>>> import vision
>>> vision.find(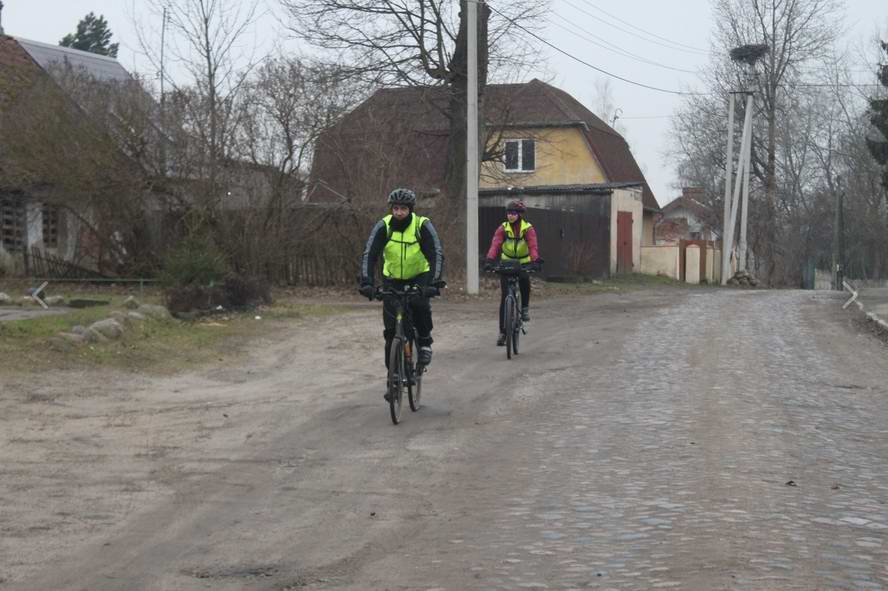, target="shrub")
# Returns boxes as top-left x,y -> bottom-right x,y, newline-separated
159,236 -> 229,289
